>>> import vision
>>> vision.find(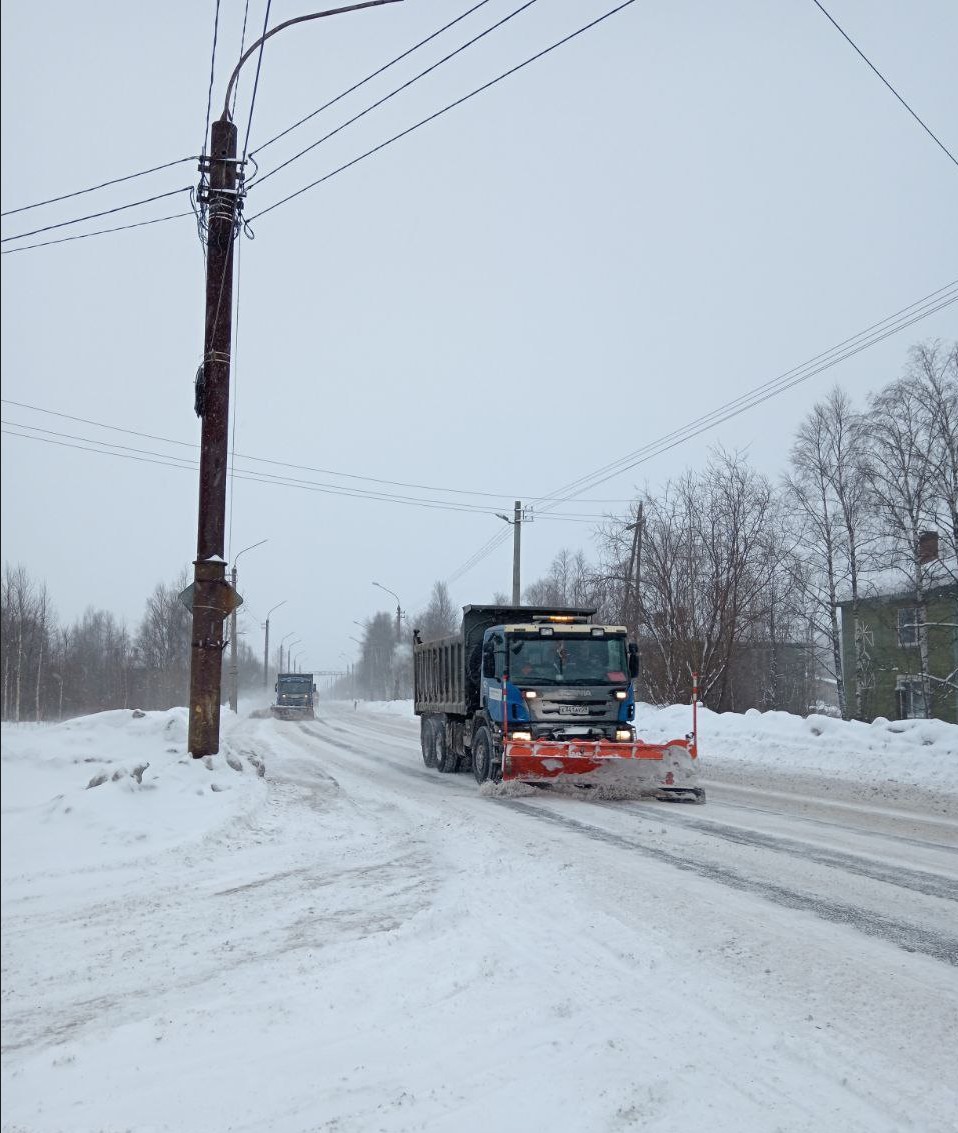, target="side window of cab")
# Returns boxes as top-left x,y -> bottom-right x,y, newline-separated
483,633 -> 504,680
